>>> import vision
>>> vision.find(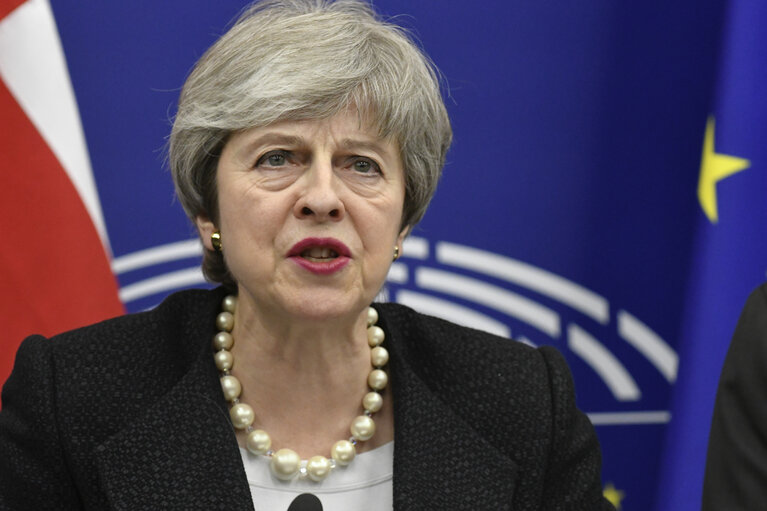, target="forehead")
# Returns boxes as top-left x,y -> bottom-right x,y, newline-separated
226,110 -> 400,156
